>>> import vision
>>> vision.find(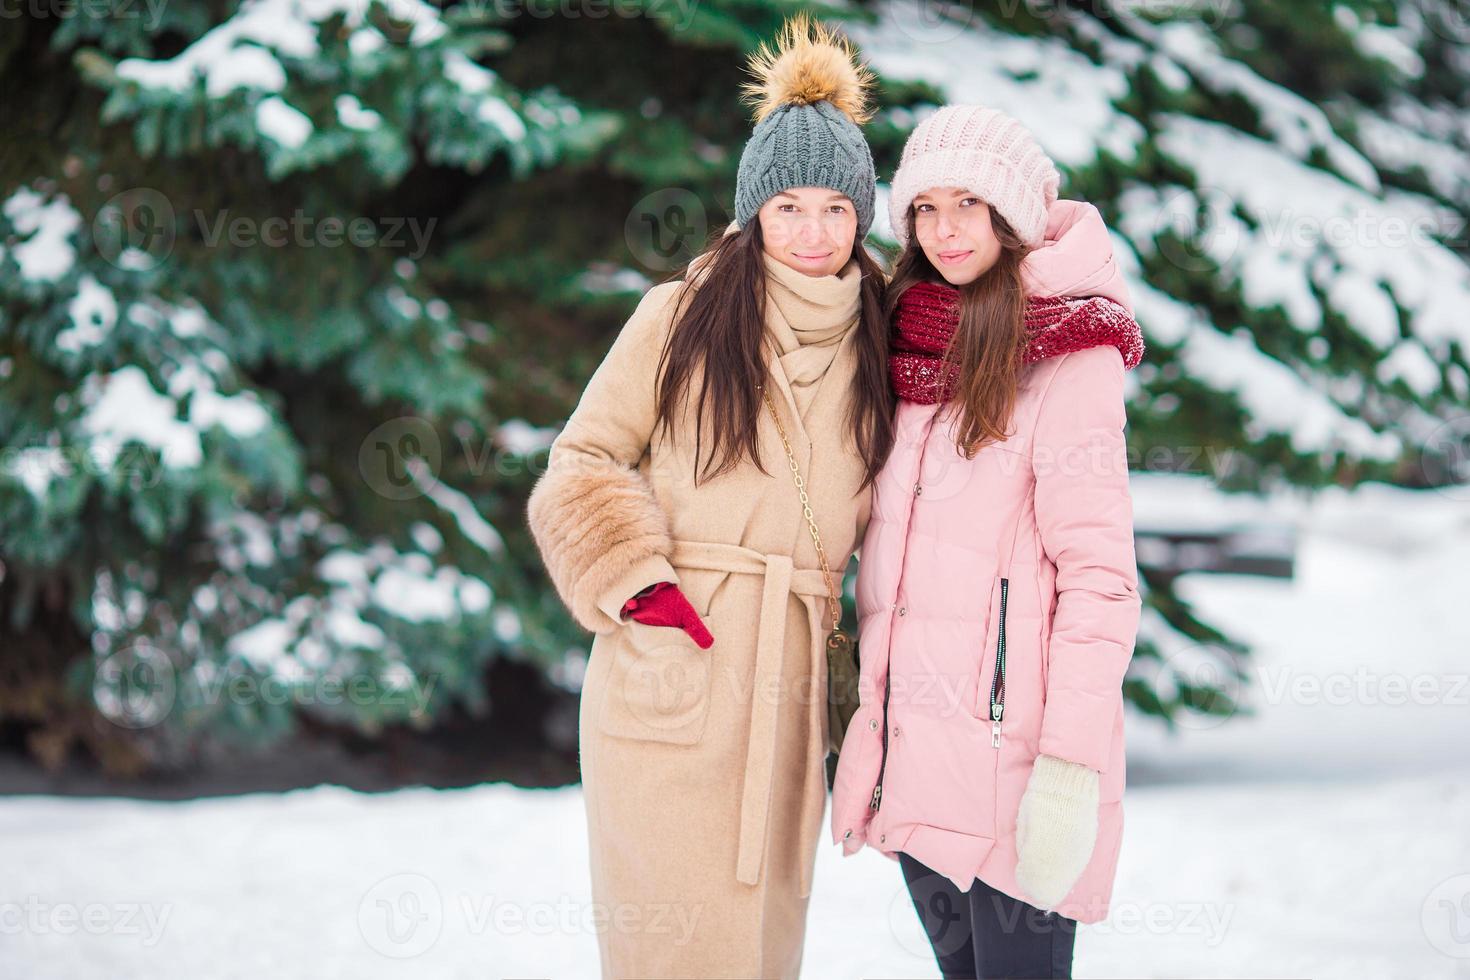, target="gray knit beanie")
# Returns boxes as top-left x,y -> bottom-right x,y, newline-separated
733,15 -> 878,239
